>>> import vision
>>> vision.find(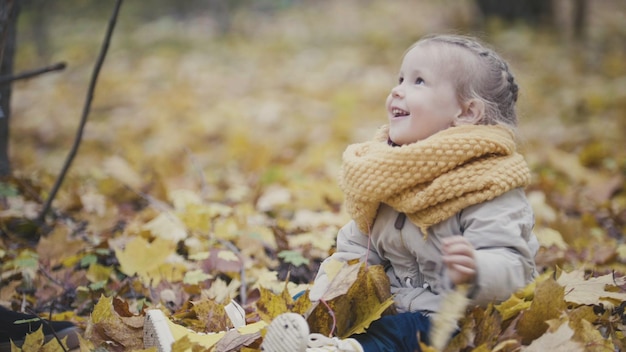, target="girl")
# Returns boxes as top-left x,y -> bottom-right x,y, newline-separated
261,34 -> 538,352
